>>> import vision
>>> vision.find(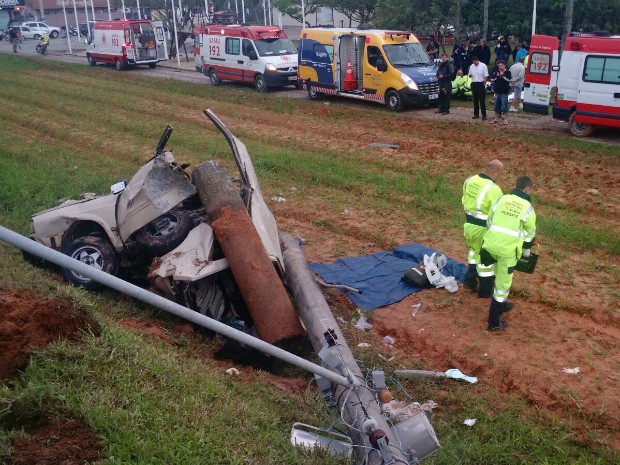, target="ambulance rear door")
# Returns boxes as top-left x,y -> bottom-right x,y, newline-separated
153,21 -> 168,61
523,35 -> 559,115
